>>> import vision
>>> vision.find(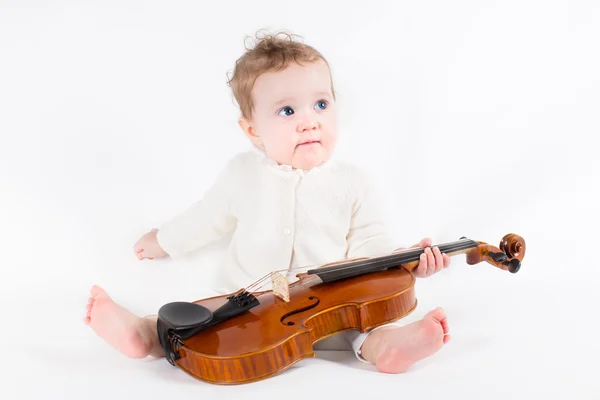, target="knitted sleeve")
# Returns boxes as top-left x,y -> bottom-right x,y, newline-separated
345,169 -> 396,259
155,156 -> 239,258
